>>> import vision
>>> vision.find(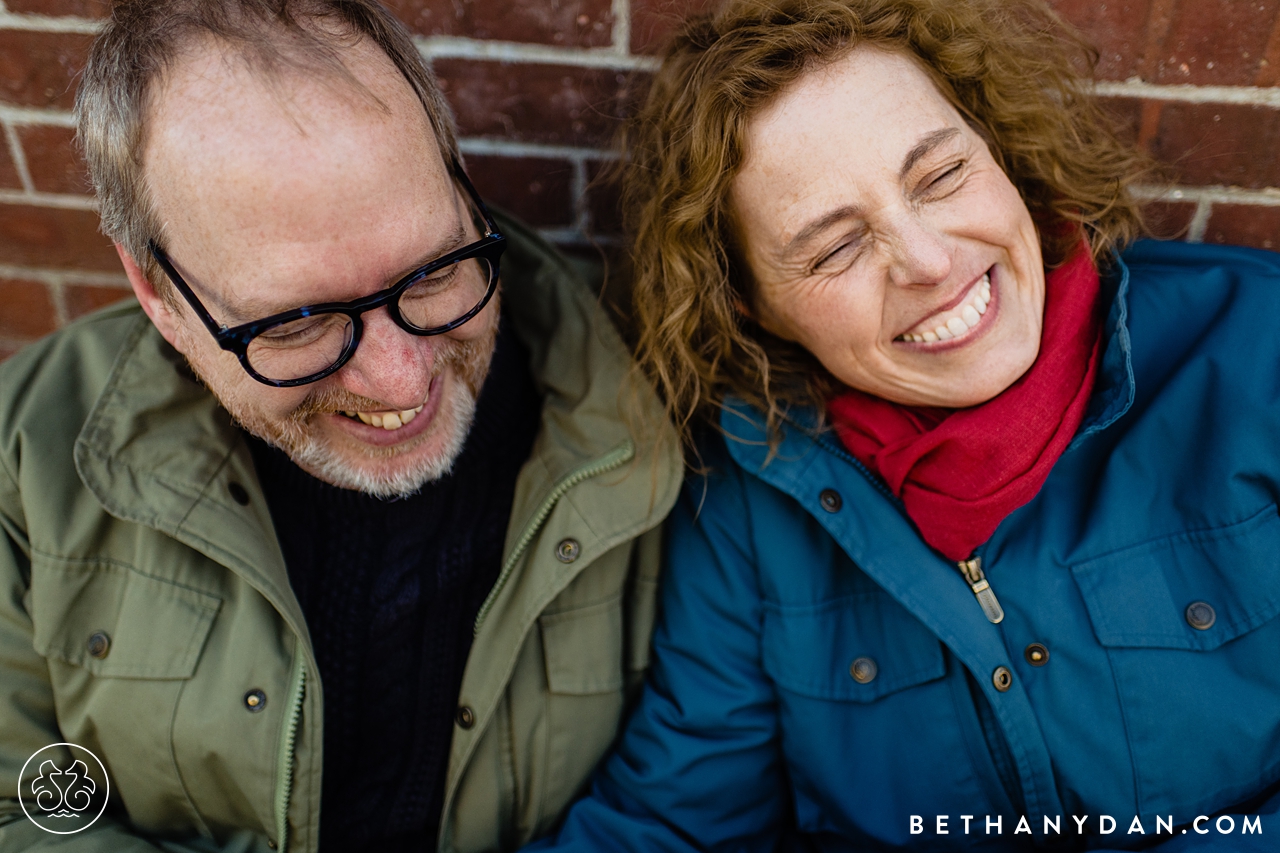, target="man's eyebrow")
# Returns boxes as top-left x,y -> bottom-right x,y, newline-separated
900,127 -> 962,180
